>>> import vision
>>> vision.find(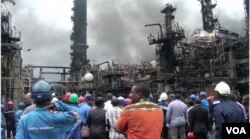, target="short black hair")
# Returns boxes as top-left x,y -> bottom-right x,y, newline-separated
106,93 -> 113,100
175,93 -> 181,100
133,83 -> 150,98
111,98 -> 119,106
95,97 -> 105,107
